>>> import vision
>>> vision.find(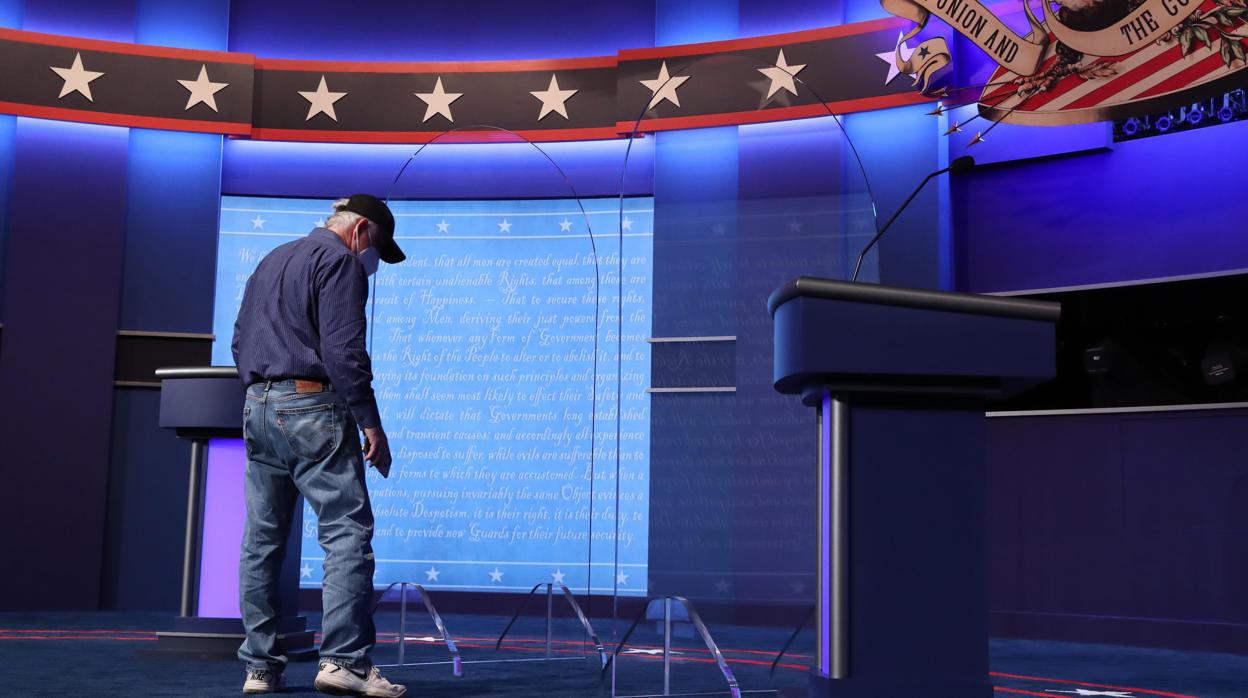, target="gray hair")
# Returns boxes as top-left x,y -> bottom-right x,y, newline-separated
325,198 -> 365,230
